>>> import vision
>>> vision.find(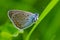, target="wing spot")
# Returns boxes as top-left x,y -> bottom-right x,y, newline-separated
27,15 -> 29,16
26,18 -> 29,20
22,14 -> 24,15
